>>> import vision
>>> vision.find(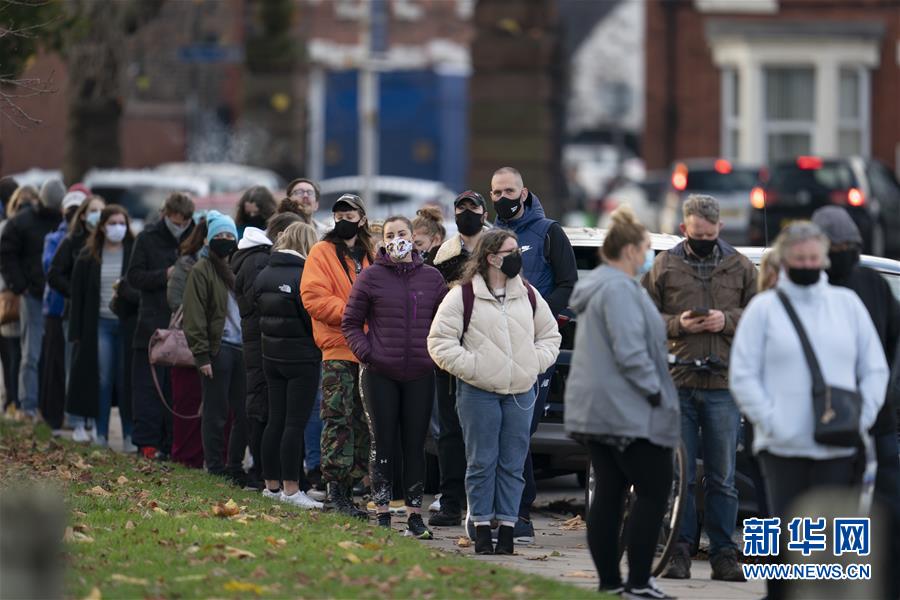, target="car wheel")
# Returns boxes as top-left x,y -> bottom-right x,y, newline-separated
577,469 -> 587,489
